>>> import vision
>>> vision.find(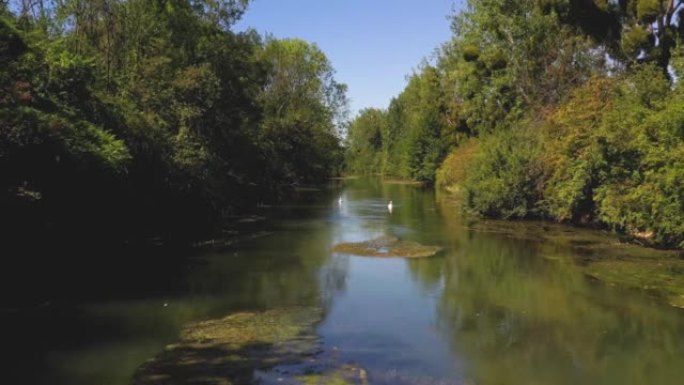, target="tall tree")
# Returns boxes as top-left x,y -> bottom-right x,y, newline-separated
345,108 -> 386,175
258,38 -> 348,183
